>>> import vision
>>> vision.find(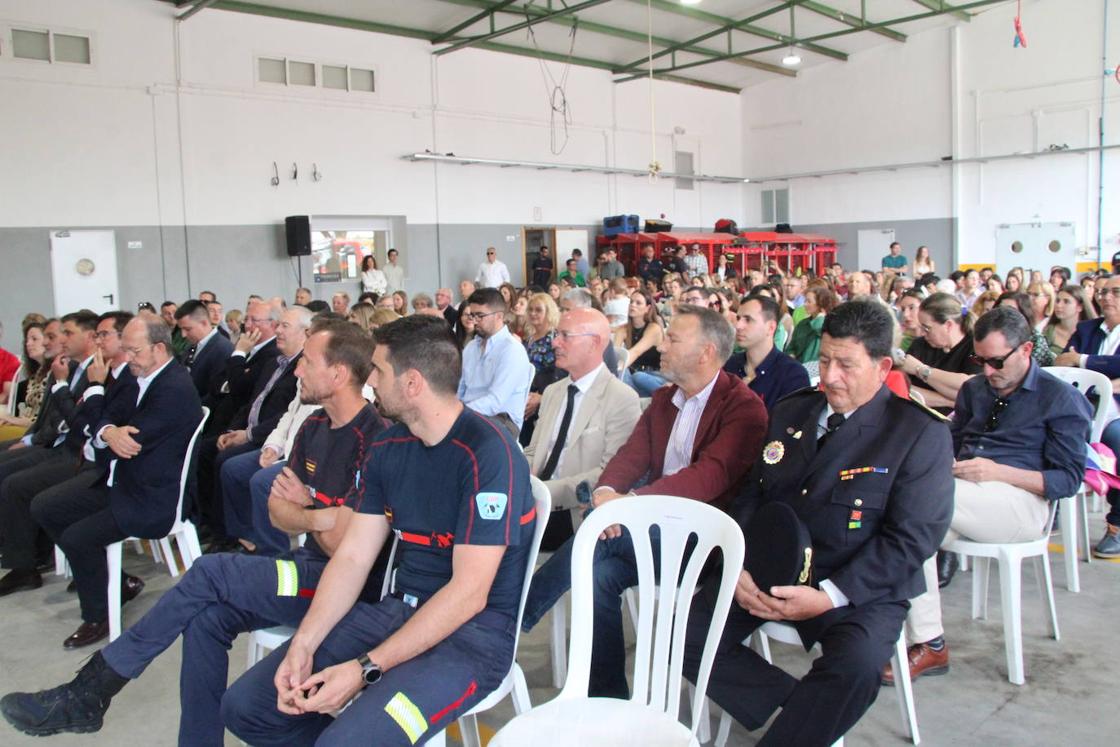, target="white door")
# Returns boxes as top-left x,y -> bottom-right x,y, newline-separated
857,228 -> 895,273
994,222 -> 1078,278
50,229 -> 120,314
